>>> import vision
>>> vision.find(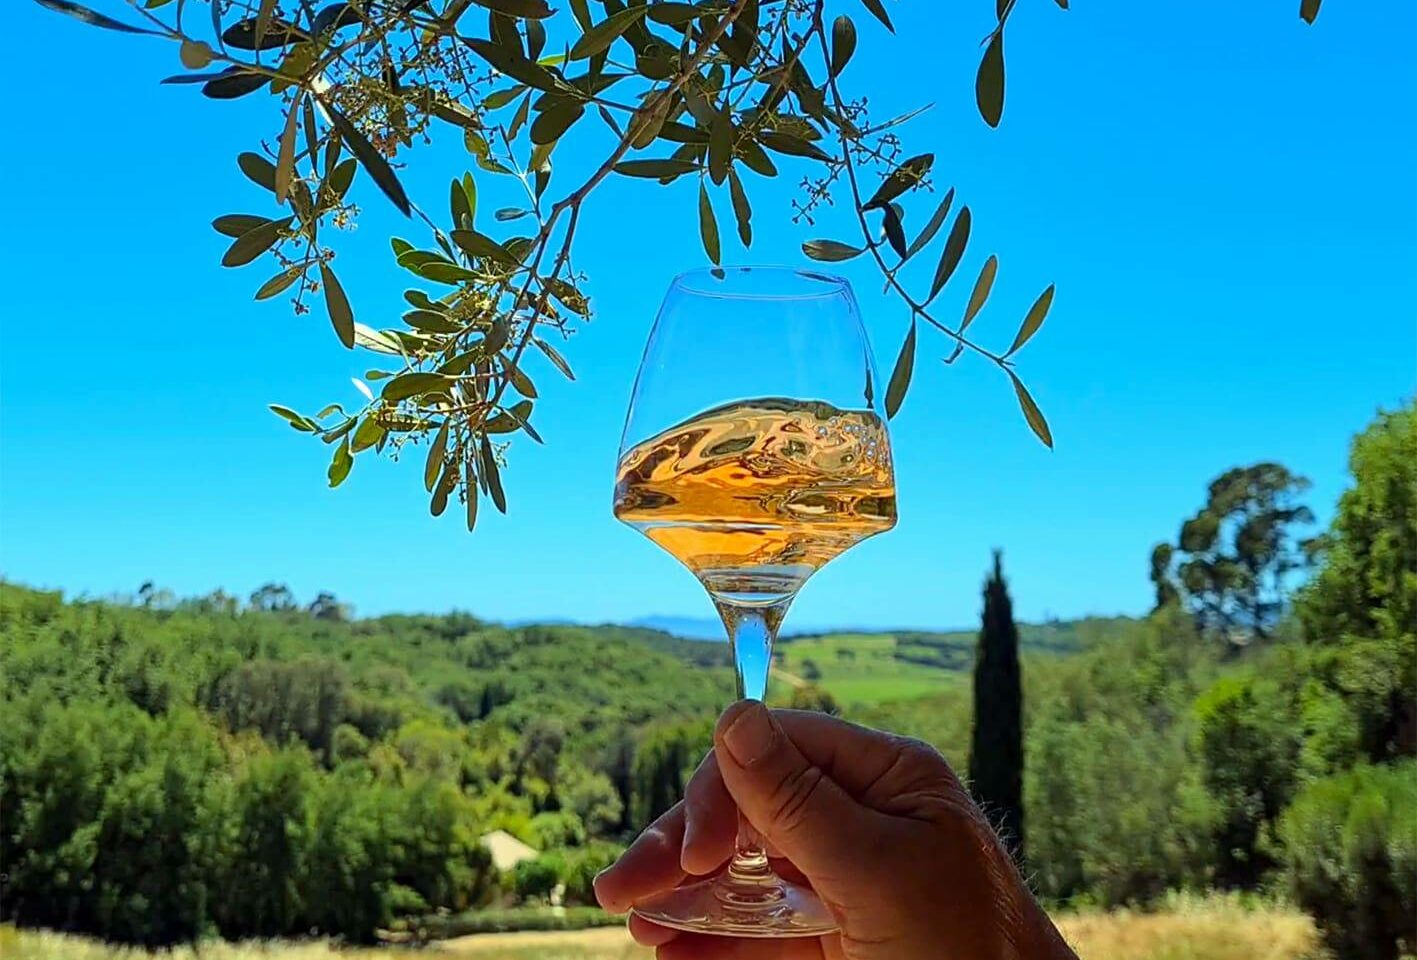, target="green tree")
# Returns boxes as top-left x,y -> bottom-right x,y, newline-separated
90,711 -> 227,946
969,550 -> 1024,867
1152,463 -> 1315,648
1297,402 -> 1416,762
788,685 -> 840,715
249,582 -> 297,612
1192,674 -> 1299,889
631,720 -> 712,830
1278,761 -> 1417,960
212,748 -> 312,938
